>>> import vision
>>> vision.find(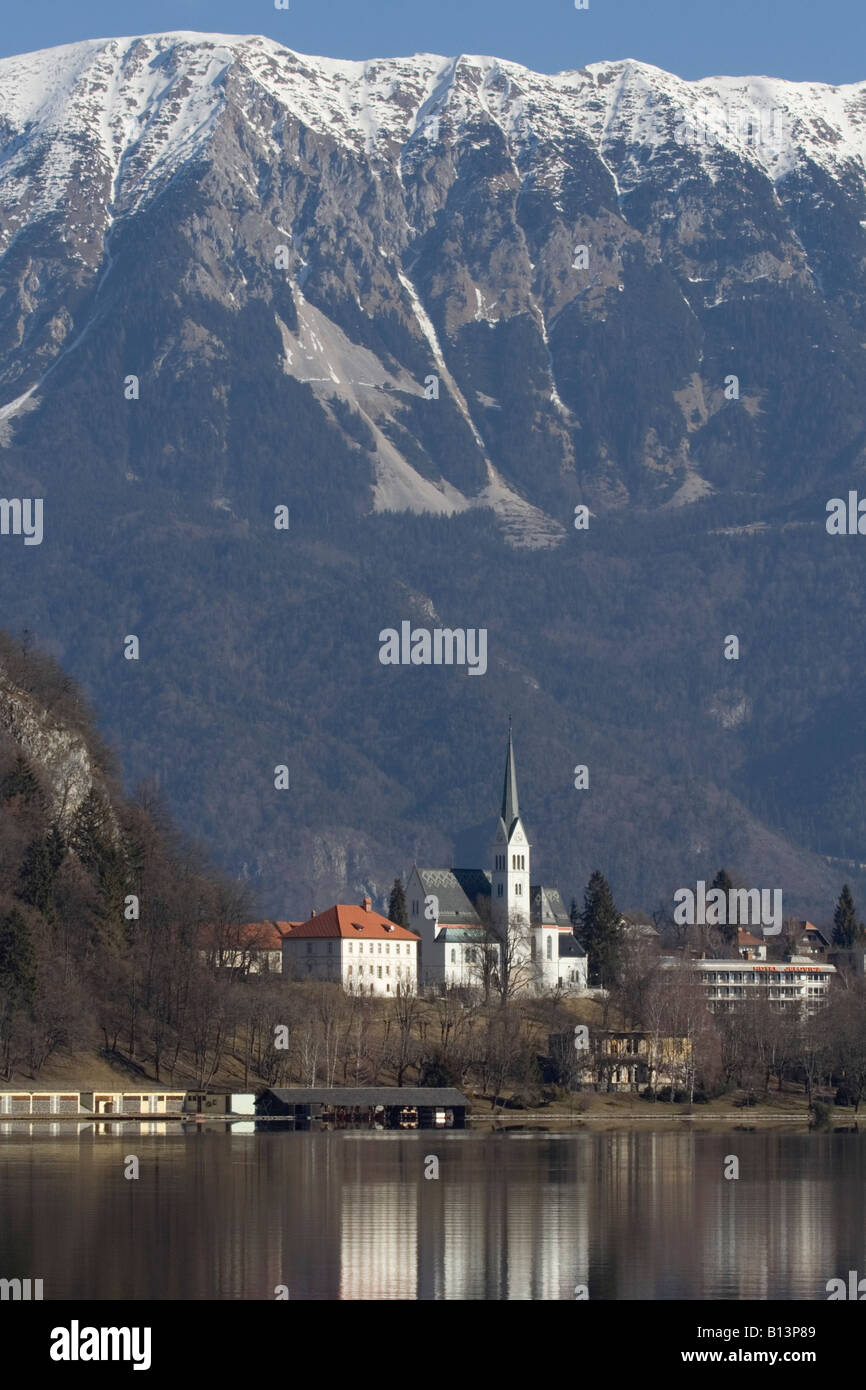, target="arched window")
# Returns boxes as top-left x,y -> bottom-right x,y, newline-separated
546,936 -> 552,960
450,948 -> 456,963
